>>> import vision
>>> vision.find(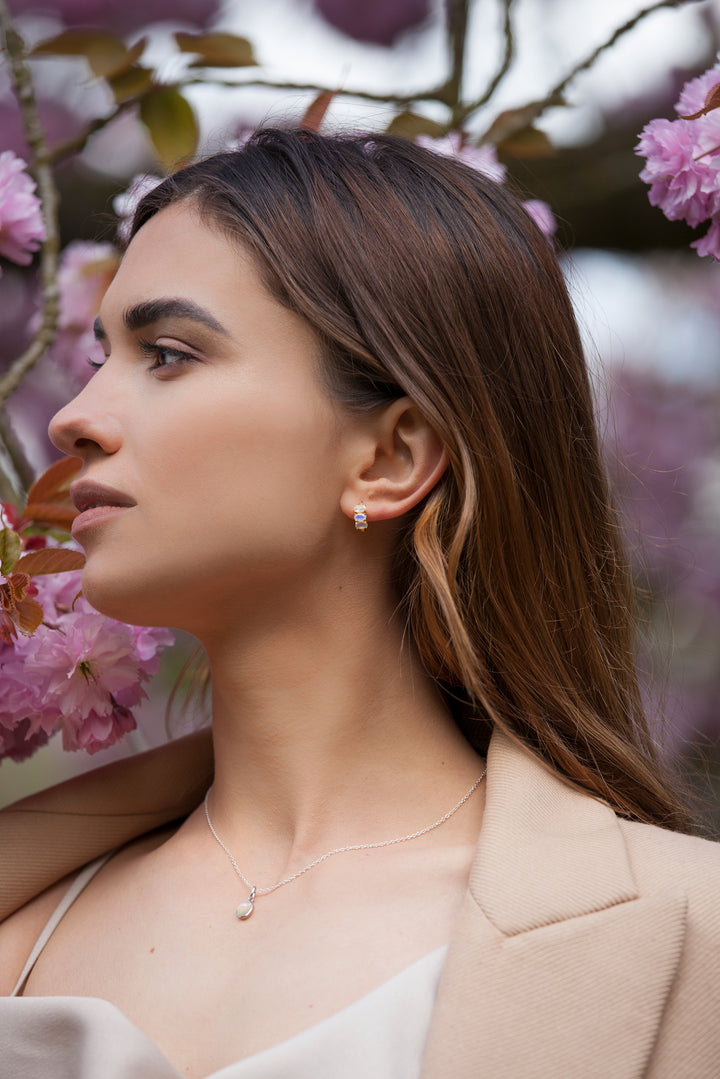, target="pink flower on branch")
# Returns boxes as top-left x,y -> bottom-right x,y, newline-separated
0,151 -> 45,273
636,59 -> 720,258
45,241 -> 119,386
